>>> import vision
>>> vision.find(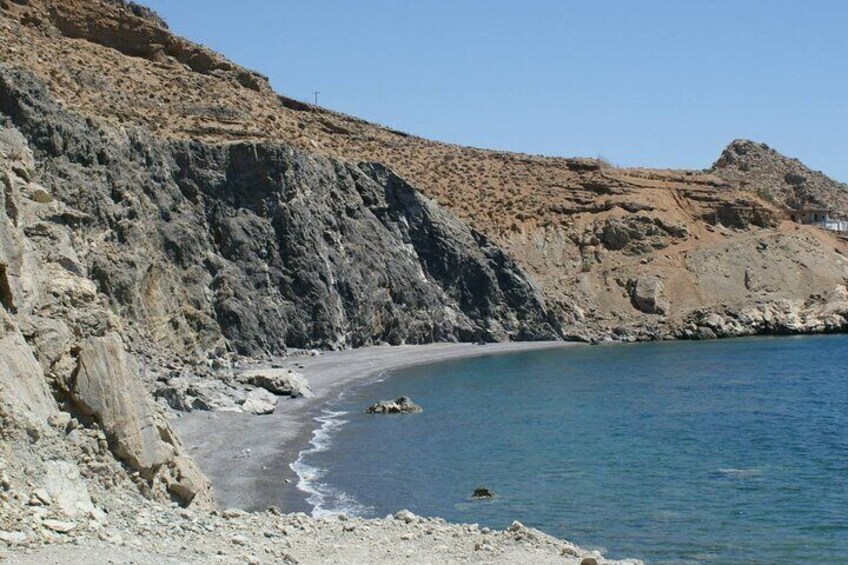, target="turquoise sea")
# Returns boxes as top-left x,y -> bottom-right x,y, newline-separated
292,336 -> 848,564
